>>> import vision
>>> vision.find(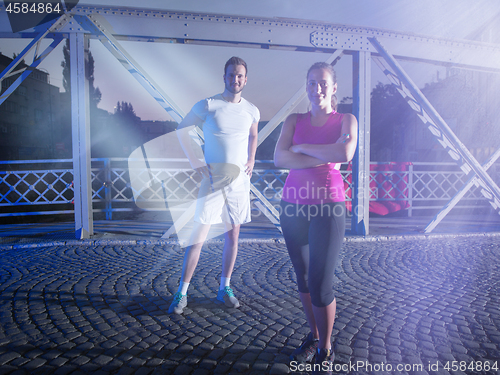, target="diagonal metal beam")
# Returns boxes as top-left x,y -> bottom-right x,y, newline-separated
372,52 -> 500,228
0,14 -> 71,105
71,14 -> 204,238
425,147 -> 500,233
73,13 -> 186,124
75,13 -> 206,154
161,201 -> 197,240
369,37 -> 500,209
250,185 -> 282,233
374,57 -> 500,219
0,14 -> 71,80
